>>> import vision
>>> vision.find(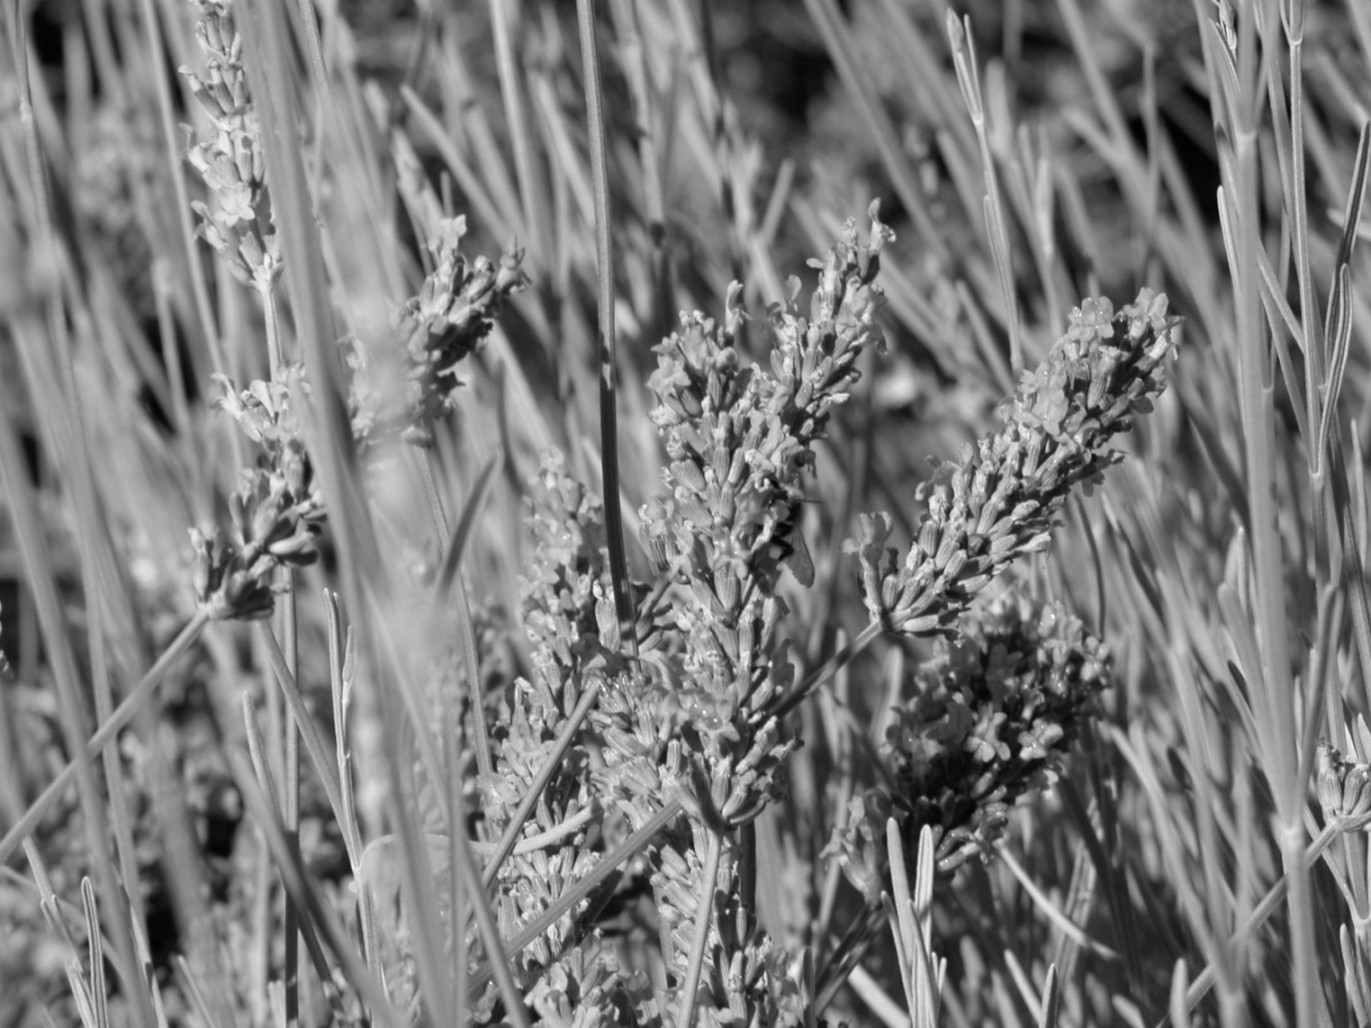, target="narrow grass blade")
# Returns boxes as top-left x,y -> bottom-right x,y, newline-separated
242,695 -> 352,1025
258,624 -> 348,842
79,879 -> 110,1028
676,829 -> 722,1028
471,799 -> 684,988
435,450 -> 504,600
575,0 -> 638,653
421,450 -> 494,779
1037,965 -> 1060,1028
998,847 -> 1120,961
491,0 -> 547,256
229,750 -> 405,1026
481,677 -> 604,886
